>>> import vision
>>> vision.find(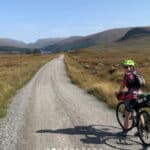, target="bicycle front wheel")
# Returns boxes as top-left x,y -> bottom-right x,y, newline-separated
116,101 -> 134,131
137,110 -> 150,146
